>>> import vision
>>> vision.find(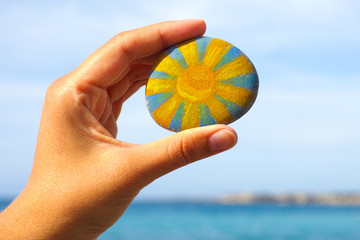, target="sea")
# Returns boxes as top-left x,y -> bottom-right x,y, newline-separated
1,199 -> 360,240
